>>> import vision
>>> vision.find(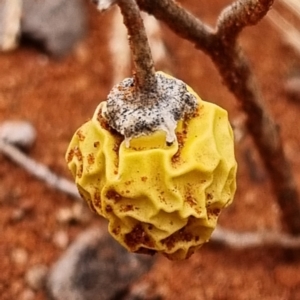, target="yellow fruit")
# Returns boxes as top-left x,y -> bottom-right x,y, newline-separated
66,75 -> 237,260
